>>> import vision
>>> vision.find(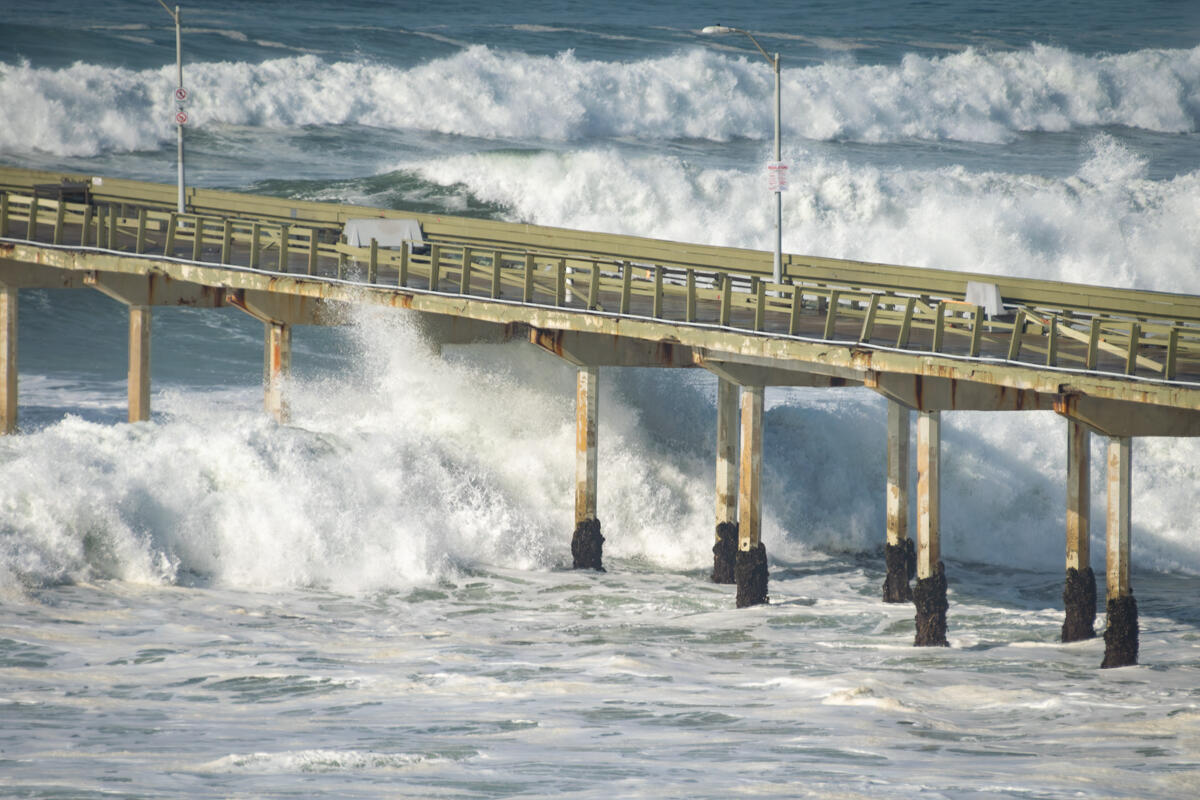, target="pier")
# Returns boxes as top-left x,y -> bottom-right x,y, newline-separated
2,165 -> 1198,668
